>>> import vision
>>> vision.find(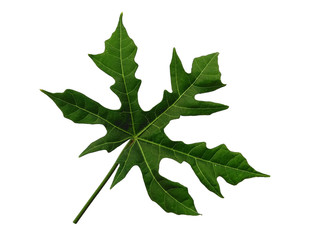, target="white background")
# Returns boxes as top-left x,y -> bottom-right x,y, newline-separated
1,0 -> 319,239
